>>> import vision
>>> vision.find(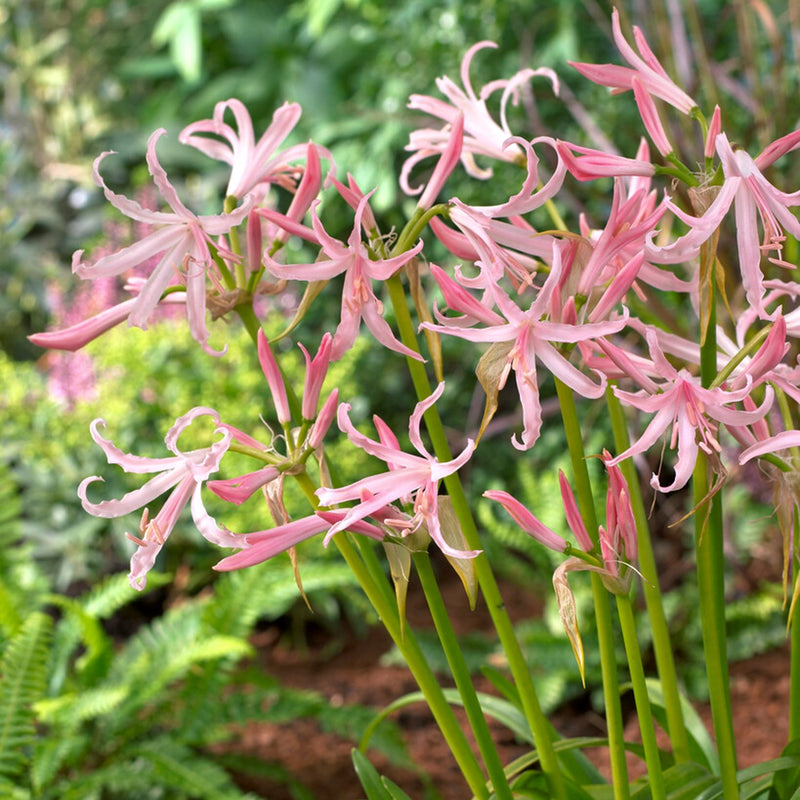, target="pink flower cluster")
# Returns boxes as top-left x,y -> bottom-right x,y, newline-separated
30,11 -> 800,595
